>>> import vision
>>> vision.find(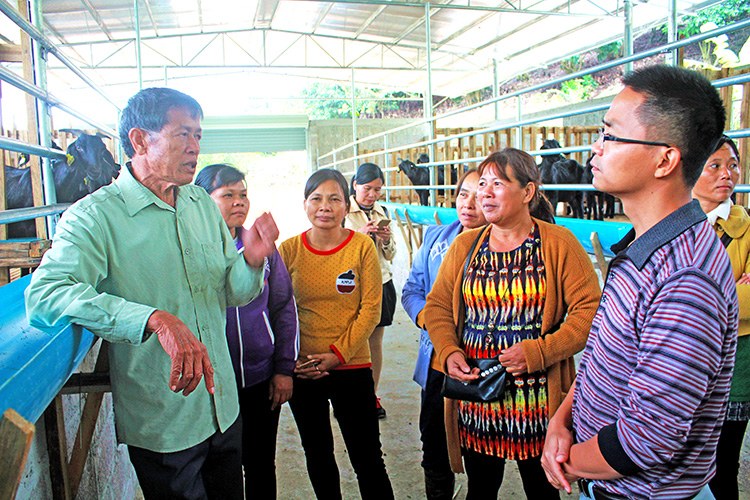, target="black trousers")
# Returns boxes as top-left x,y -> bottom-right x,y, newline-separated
239,379 -> 282,500
709,418 -> 749,500
289,368 -> 394,500
420,367 -> 452,474
128,418 -> 243,500
462,447 -> 560,500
